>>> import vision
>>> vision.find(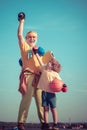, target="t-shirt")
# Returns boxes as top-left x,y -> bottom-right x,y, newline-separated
37,69 -> 61,93
19,41 -> 40,71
